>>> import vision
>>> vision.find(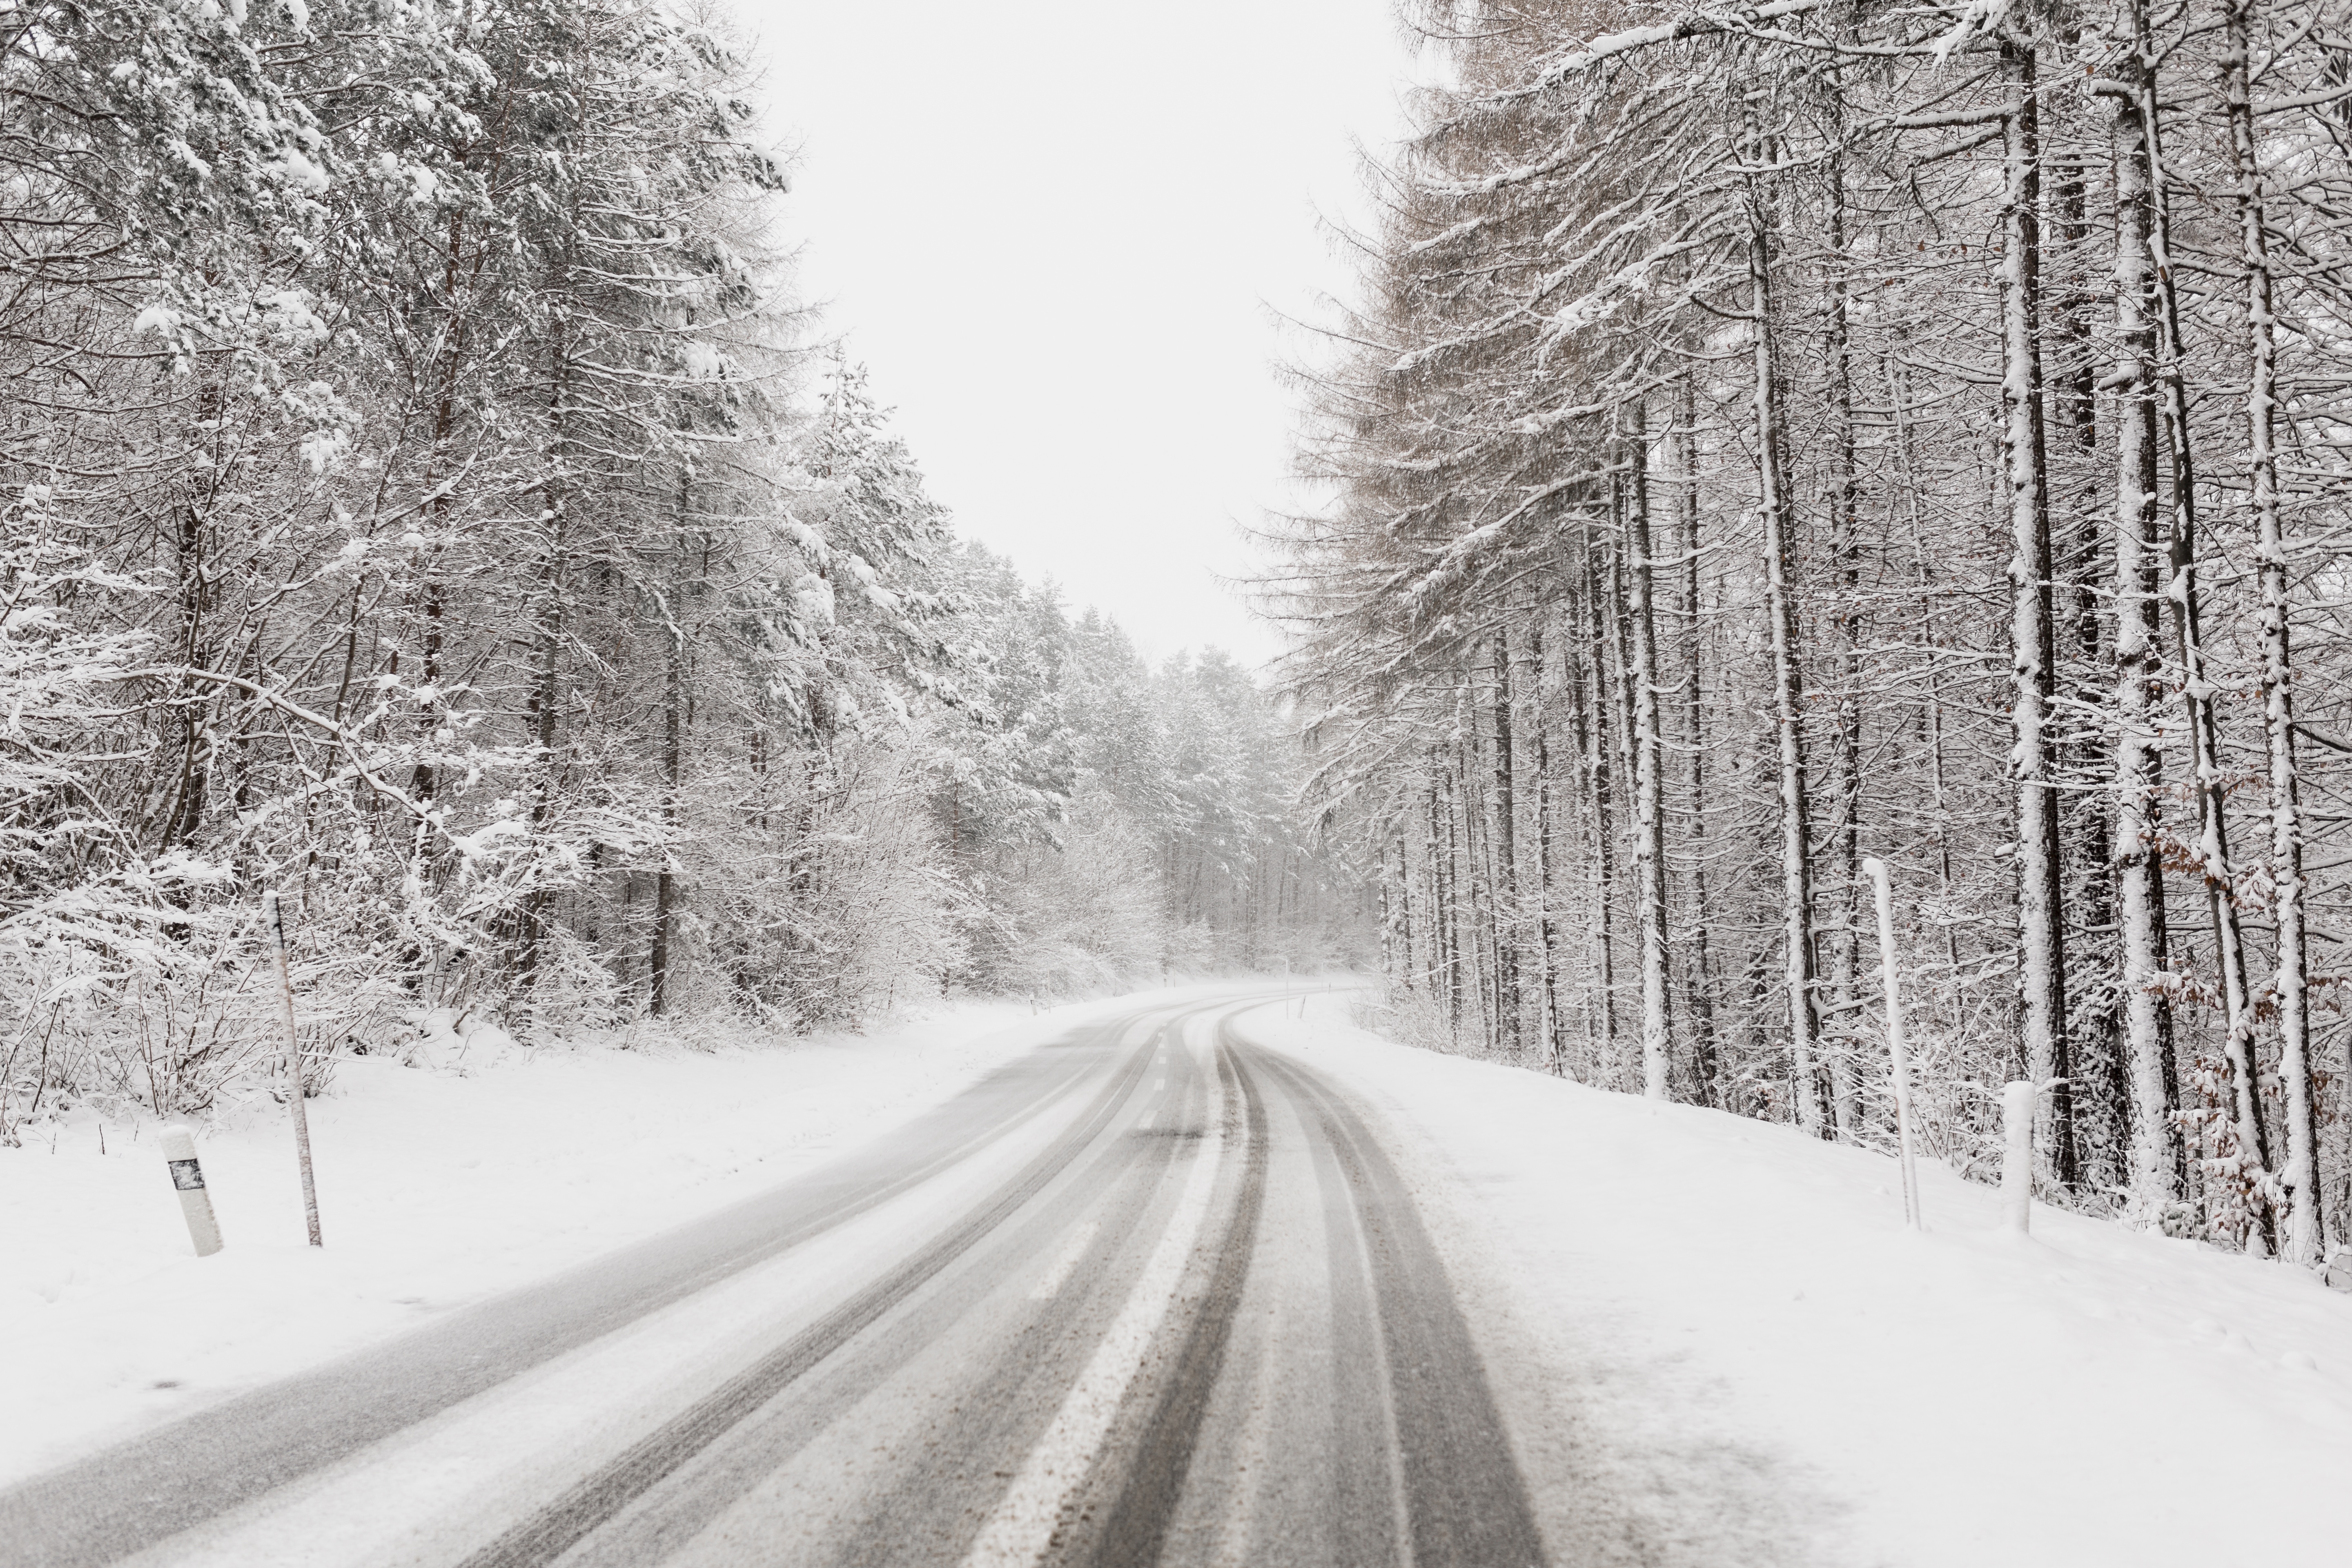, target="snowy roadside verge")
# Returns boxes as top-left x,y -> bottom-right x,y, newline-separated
1241,995 -> 2352,1568
0,995 -> 1123,1487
